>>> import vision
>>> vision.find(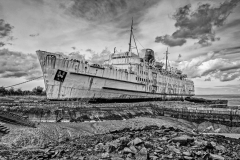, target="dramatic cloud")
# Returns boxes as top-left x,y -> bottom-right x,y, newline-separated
229,18 -> 240,26
155,35 -> 186,47
0,49 -> 42,80
68,51 -> 85,60
0,19 -> 13,38
87,47 -> 111,64
204,77 -> 211,81
0,42 -> 5,47
215,46 -> 240,55
65,0 -> 161,31
156,0 -> 240,47
220,73 -> 240,81
218,18 -> 240,31
0,19 -> 14,47
170,51 -> 240,81
213,69 -> 240,81
51,48 -> 112,65
68,48 -> 112,64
